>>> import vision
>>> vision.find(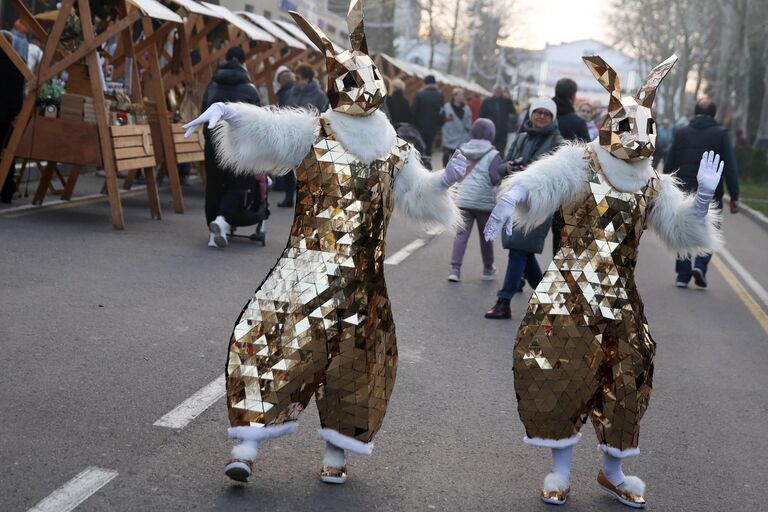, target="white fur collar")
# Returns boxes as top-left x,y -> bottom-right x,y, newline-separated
589,140 -> 654,192
321,110 -> 397,163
